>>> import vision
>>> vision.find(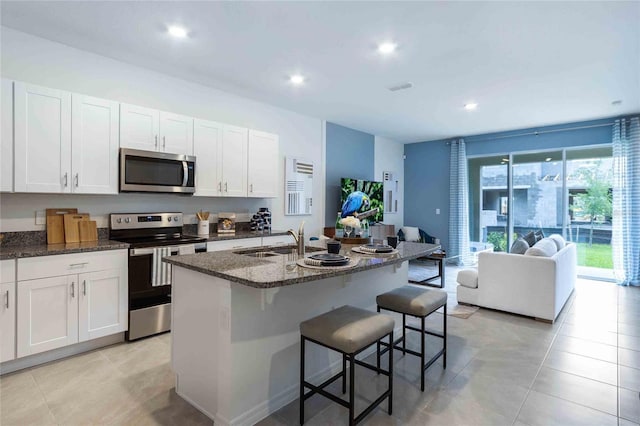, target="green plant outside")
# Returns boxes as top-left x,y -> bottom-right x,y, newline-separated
575,242 -> 613,269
